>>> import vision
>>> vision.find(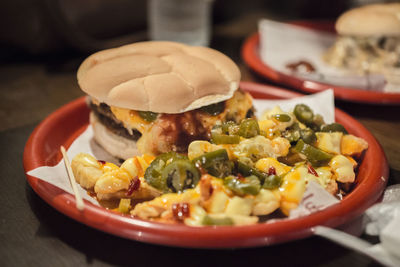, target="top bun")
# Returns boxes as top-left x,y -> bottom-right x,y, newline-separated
336,3 -> 400,36
77,41 -> 241,114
